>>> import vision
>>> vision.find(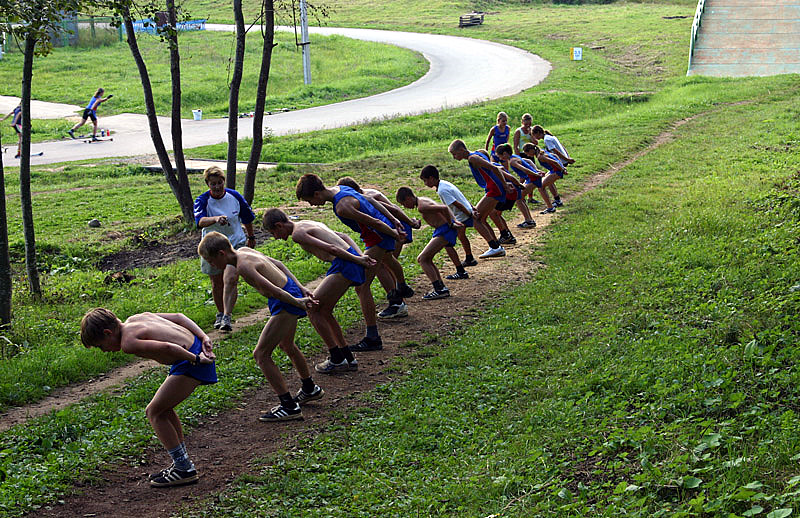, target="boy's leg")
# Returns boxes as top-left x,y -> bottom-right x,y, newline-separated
254,313 -> 295,395
444,245 -> 463,270
490,210 -> 508,232
221,264 -> 239,329
146,375 -> 201,452
209,273 -> 224,313
91,117 -> 99,138
515,199 -> 534,224
417,236 -> 448,285
456,226 -> 473,258
308,274 -> 352,352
